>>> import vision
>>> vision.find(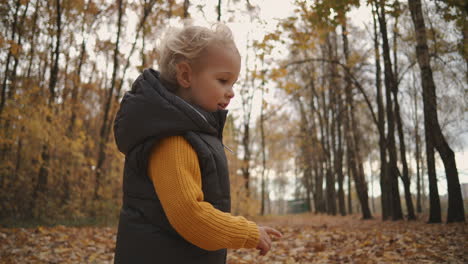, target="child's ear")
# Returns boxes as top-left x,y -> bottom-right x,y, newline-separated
176,62 -> 192,88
